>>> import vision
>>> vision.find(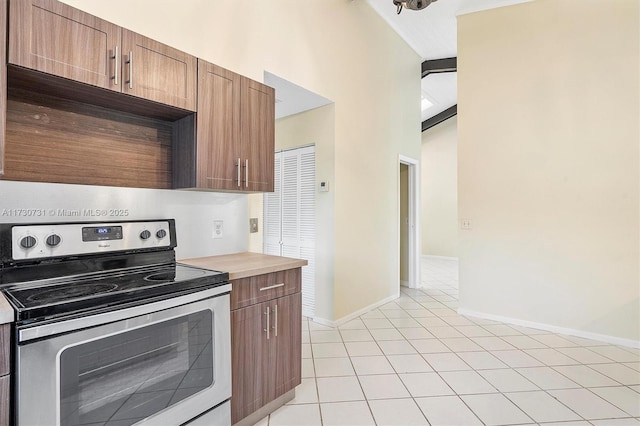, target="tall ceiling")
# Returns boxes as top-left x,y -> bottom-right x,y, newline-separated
365,0 -> 532,122
269,0 -> 532,122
